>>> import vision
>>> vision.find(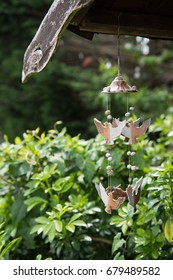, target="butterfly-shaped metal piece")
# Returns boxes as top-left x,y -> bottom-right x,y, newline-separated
95,183 -> 126,214
22,0 -> 94,82
122,118 -> 151,144
126,176 -> 143,212
94,118 -> 126,145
